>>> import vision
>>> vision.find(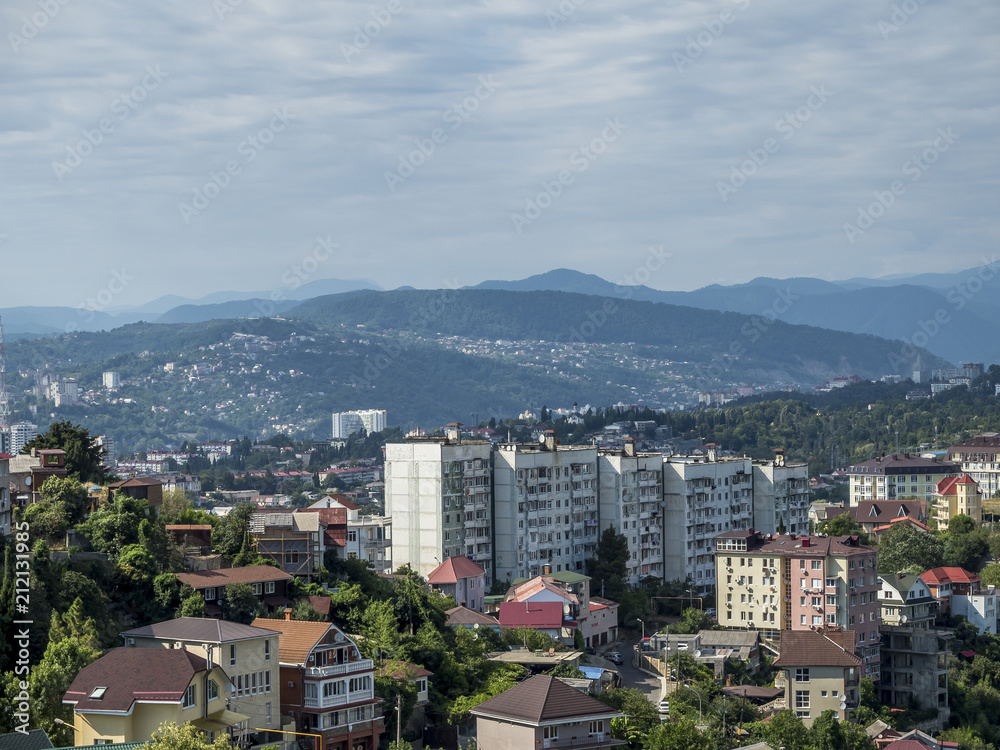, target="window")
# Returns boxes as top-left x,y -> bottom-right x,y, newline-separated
236,675 -> 243,697
264,640 -> 271,661
230,645 -> 236,666
589,720 -> 604,735
811,561 -> 822,570
284,551 -> 299,564
795,668 -> 810,682
252,583 -> 262,595
266,702 -> 272,725
208,680 -> 219,701
347,530 -> 357,543
416,678 -> 427,694
182,684 -> 196,709
205,587 -> 217,601
265,671 -> 271,693
544,727 -> 559,740
795,690 -> 810,709
265,581 -> 275,594
305,683 -> 317,700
